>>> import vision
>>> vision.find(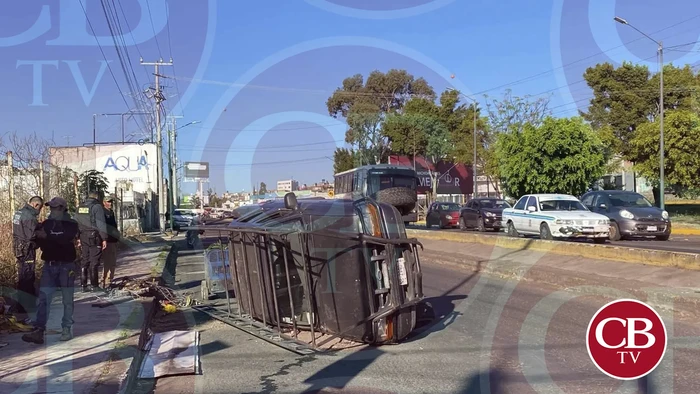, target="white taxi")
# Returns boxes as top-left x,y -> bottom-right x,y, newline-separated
502,194 -> 610,243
